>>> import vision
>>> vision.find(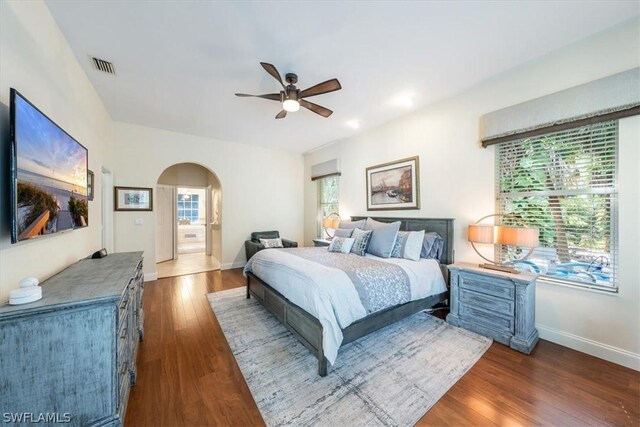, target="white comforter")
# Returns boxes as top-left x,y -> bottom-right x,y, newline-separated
244,248 -> 447,365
